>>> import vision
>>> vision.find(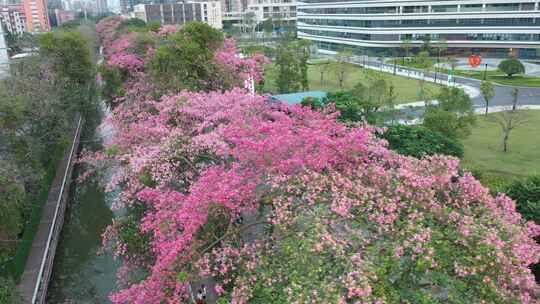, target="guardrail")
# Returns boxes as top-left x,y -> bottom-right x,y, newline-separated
22,115 -> 83,304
